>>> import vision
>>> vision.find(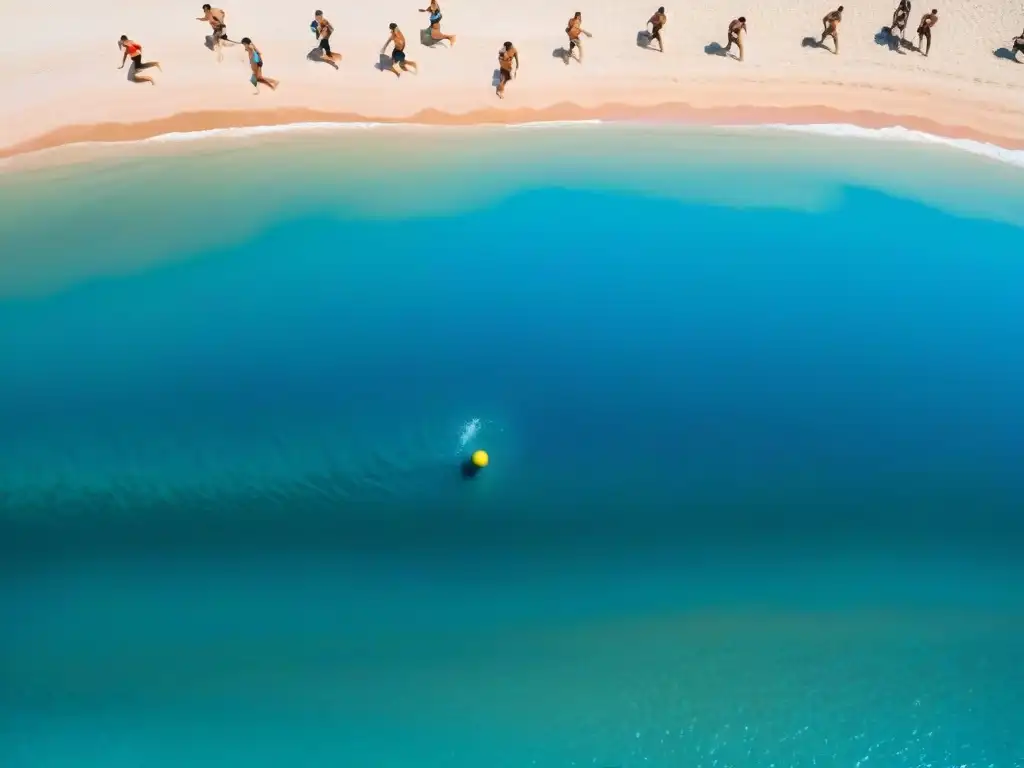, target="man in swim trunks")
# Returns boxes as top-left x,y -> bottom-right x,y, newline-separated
382,23 -> 418,77
496,41 -> 518,98
313,10 -> 342,68
1011,28 -> 1023,61
819,6 -> 843,54
118,36 -> 161,84
889,0 -> 911,41
197,4 -> 229,60
565,12 -> 591,64
646,7 -> 667,52
723,16 -> 747,61
420,0 -> 456,46
240,37 -> 278,92
916,8 -> 937,56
